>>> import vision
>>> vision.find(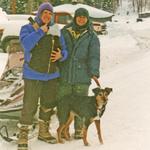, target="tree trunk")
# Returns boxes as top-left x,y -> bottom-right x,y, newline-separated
11,0 -> 16,14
